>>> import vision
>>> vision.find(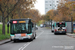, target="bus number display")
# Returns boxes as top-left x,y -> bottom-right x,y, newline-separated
19,21 -> 26,23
